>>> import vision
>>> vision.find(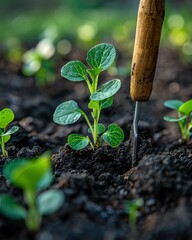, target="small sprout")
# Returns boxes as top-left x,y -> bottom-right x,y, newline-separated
53,43 -> 124,150
164,99 -> 192,141
126,198 -> 143,229
0,153 -> 64,231
0,108 -> 19,157
22,38 -> 56,87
